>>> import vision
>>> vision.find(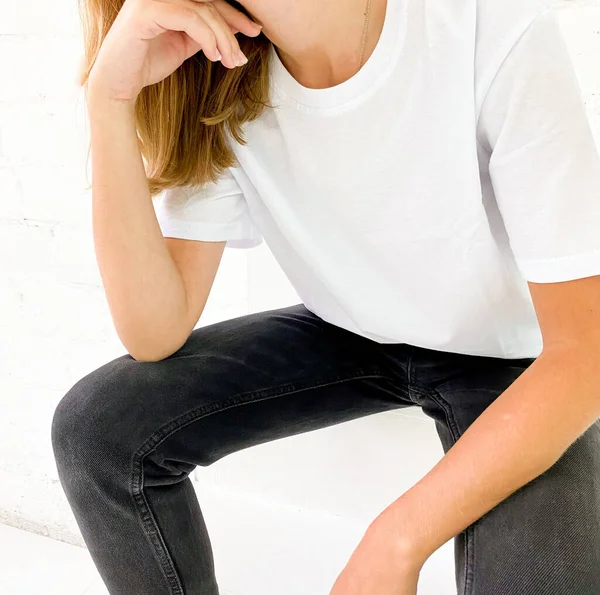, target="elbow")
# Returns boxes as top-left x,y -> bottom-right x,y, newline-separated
130,351 -> 170,363
128,346 -> 179,363
114,313 -> 193,363
125,334 -> 189,363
